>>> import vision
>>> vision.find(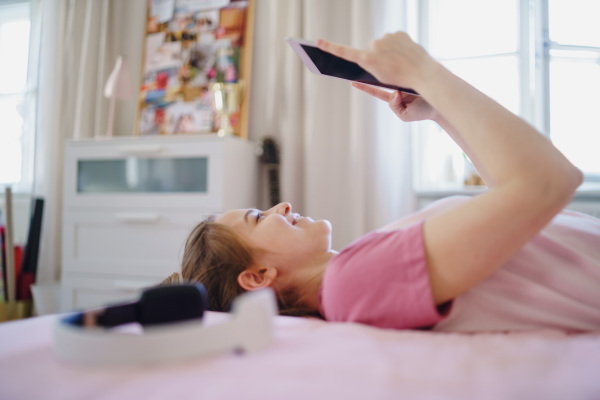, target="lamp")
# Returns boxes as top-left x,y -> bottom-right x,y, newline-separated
103,55 -> 133,138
